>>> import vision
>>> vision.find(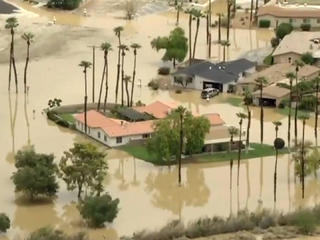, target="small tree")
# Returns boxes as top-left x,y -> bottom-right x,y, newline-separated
0,213 -> 10,233
301,52 -> 315,65
78,193 -> 119,227
59,143 -> 107,199
275,23 -> 293,40
151,27 -> 188,68
11,147 -> 59,200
